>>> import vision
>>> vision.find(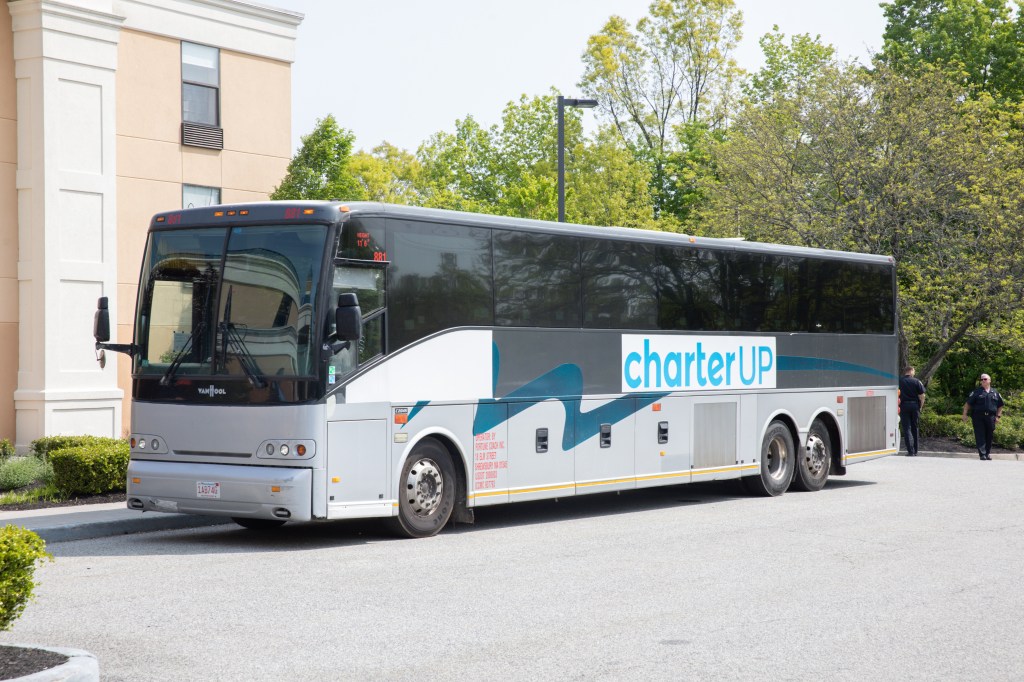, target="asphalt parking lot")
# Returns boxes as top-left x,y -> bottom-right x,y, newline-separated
2,455 -> 1022,681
